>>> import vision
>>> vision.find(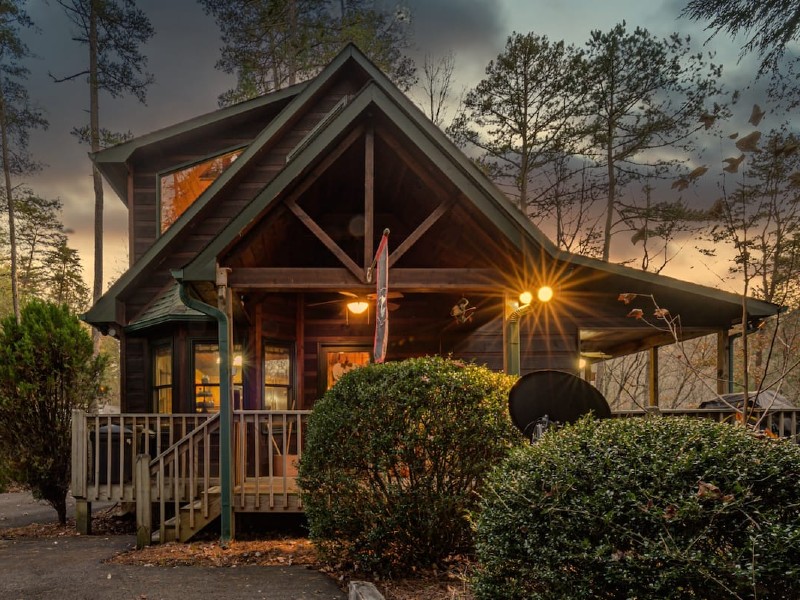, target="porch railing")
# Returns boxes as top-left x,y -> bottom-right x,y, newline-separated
233,410 -> 312,511
71,409 -> 312,509
71,410 -> 215,503
612,407 -> 800,441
